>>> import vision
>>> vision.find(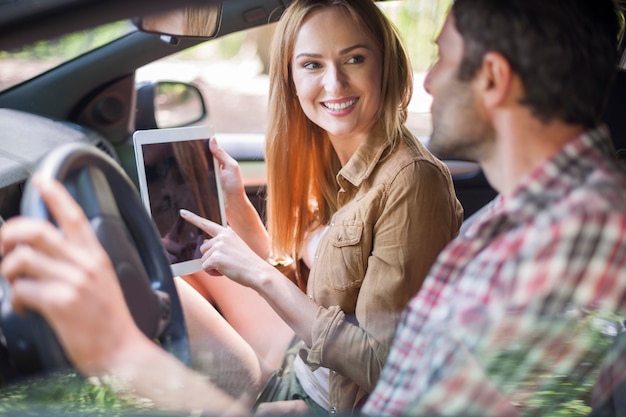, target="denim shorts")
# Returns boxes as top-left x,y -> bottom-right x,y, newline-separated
253,341 -> 327,416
